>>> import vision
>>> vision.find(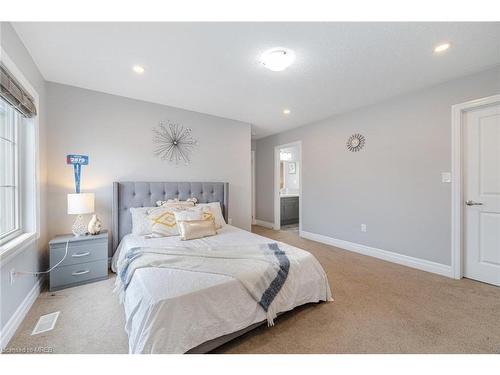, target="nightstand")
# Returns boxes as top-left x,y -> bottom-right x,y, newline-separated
49,230 -> 109,292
